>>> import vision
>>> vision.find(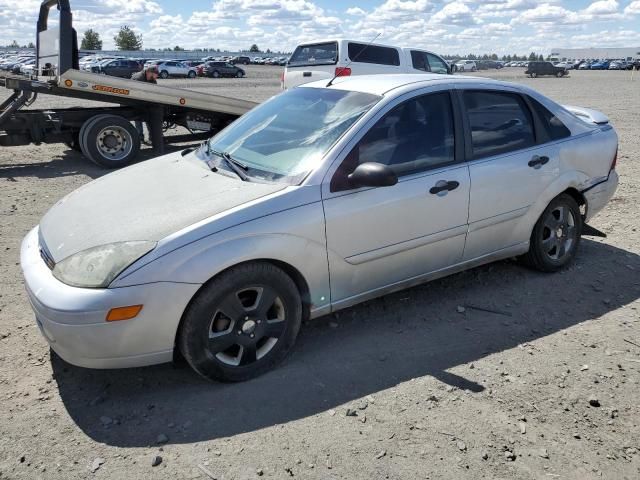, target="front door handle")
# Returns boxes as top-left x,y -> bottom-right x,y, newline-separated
528,155 -> 550,169
430,180 -> 460,196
